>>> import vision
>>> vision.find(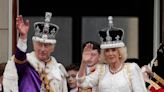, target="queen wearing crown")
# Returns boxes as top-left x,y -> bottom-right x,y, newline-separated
3,12 -> 68,92
76,16 -> 147,92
